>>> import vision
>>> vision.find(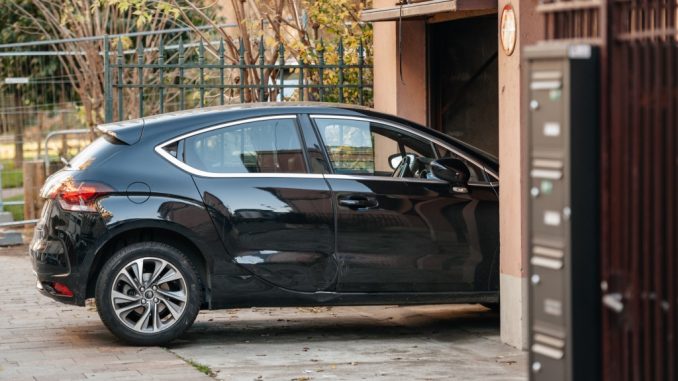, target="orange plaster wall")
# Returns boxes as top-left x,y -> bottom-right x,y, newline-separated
372,0 -> 427,125
498,0 -> 544,279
